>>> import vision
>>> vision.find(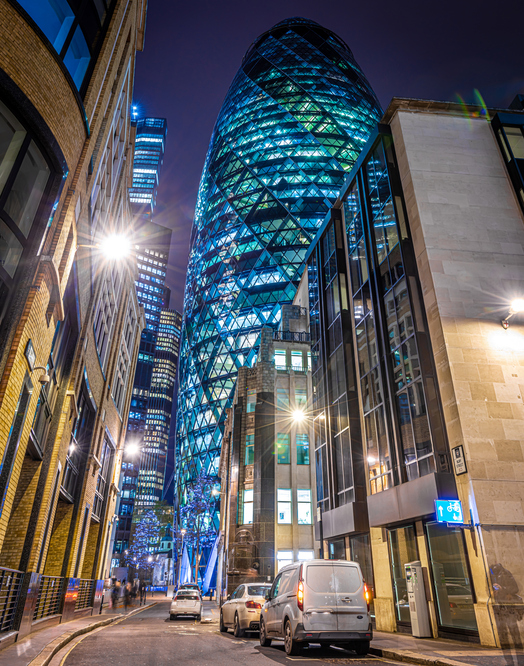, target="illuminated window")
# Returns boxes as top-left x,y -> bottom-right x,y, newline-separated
291,351 -> 303,370
297,489 -> 312,524
277,388 -> 289,410
246,389 -> 256,413
296,434 -> 309,465
276,433 -> 290,464
277,550 -> 293,571
277,489 -> 292,523
275,350 -> 286,368
243,489 -> 253,524
245,434 -> 254,465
